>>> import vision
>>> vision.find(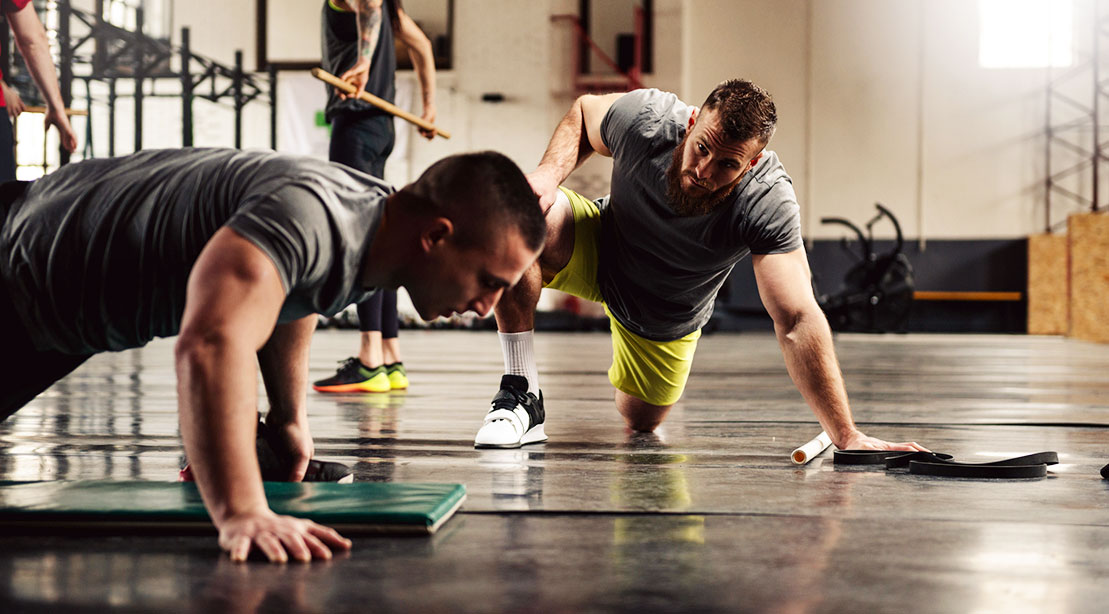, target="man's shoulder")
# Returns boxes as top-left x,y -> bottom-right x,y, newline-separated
742,151 -> 792,192
727,151 -> 796,215
613,88 -> 691,124
607,89 -> 692,159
